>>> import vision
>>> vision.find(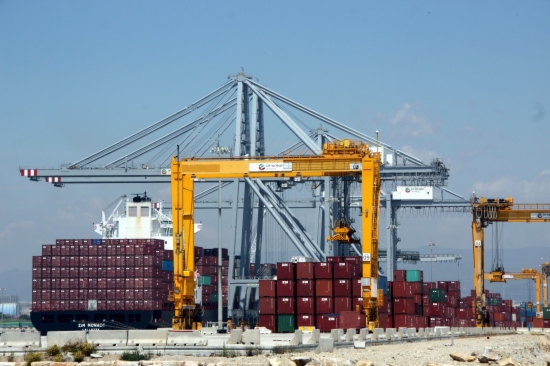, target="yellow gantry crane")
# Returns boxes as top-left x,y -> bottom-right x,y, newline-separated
484,268 -> 542,314
170,139 -> 382,330
472,195 -> 550,327
542,262 -> 550,307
